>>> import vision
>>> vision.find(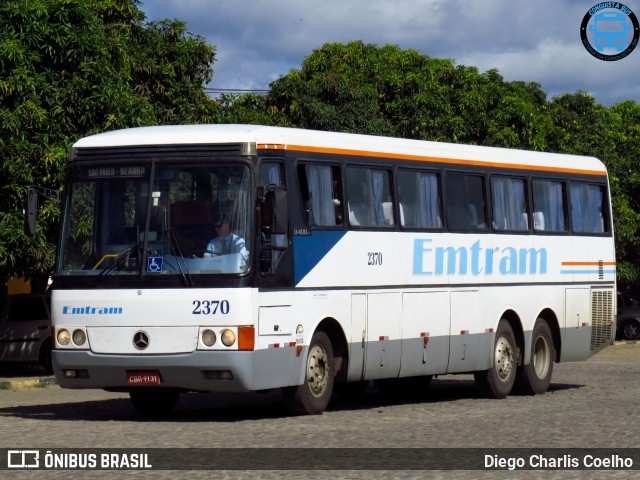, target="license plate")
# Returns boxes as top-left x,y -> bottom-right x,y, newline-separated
127,371 -> 160,385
